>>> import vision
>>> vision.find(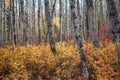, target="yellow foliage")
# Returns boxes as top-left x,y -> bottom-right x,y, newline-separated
53,18 -> 60,29
0,40 -> 120,80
